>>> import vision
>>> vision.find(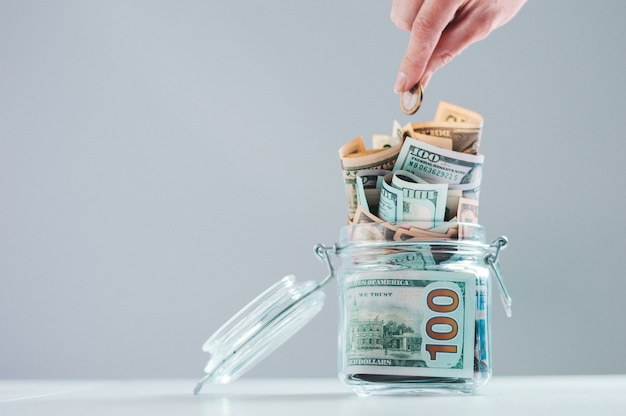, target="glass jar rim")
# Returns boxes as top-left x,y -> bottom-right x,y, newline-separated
338,221 -> 488,250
